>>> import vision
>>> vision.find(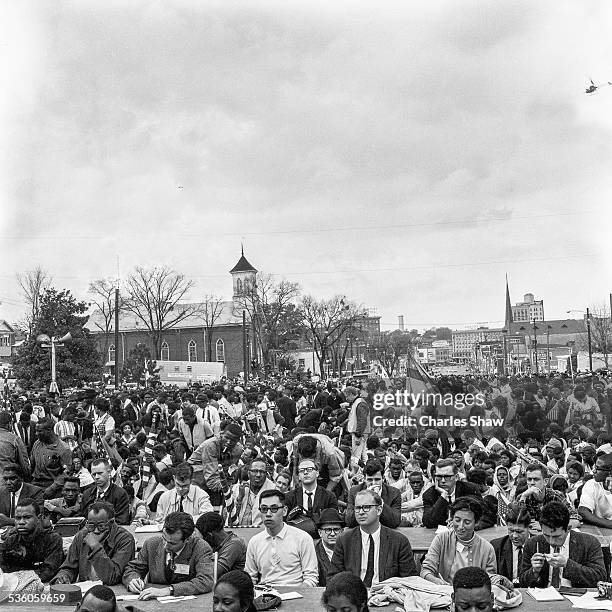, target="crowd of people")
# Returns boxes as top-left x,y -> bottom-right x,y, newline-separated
0,371 -> 612,609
